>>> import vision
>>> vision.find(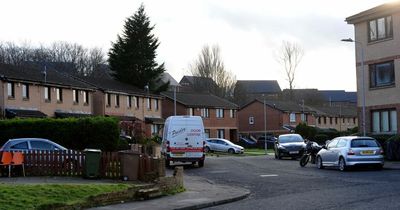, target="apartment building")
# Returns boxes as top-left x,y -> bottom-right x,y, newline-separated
0,64 -> 94,118
346,2 -> 400,134
161,91 -> 239,141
